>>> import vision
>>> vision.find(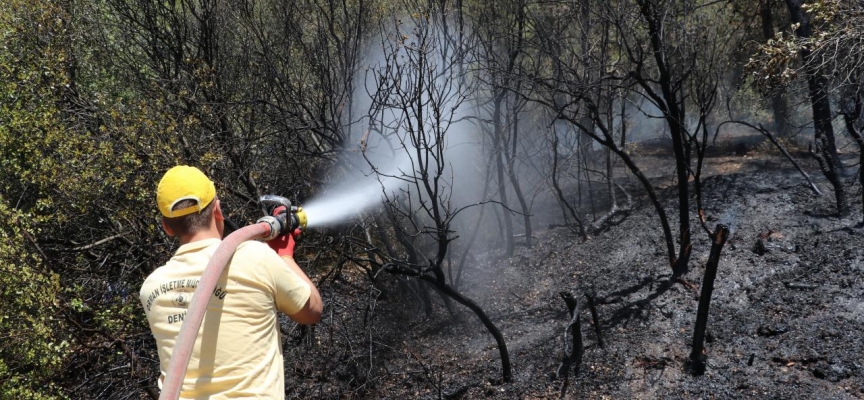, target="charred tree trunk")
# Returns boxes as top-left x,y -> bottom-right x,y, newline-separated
785,0 -> 848,215
493,95 -> 515,257
760,0 -> 791,137
505,112 -> 532,248
455,147 -> 497,288
551,126 -> 588,240
844,118 -> 864,223
505,3 -> 531,249
840,91 -> 864,223
384,262 -> 512,383
585,291 -> 604,349
755,123 -> 822,196
417,280 -> 434,316
687,224 -> 729,376
422,273 -> 512,382
637,0 -> 692,275
488,2 -> 527,256
574,108 -> 676,267
557,292 -> 583,398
